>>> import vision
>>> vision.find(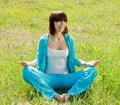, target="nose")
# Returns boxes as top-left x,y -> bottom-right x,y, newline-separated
61,21 -> 66,25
